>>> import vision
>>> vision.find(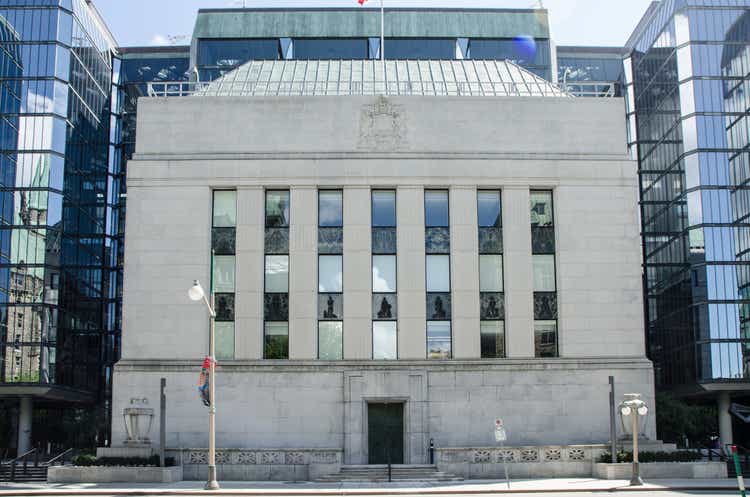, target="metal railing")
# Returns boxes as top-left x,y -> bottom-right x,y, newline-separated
4,447 -> 38,482
46,448 -> 74,467
561,81 -> 619,98
147,81 -> 210,98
